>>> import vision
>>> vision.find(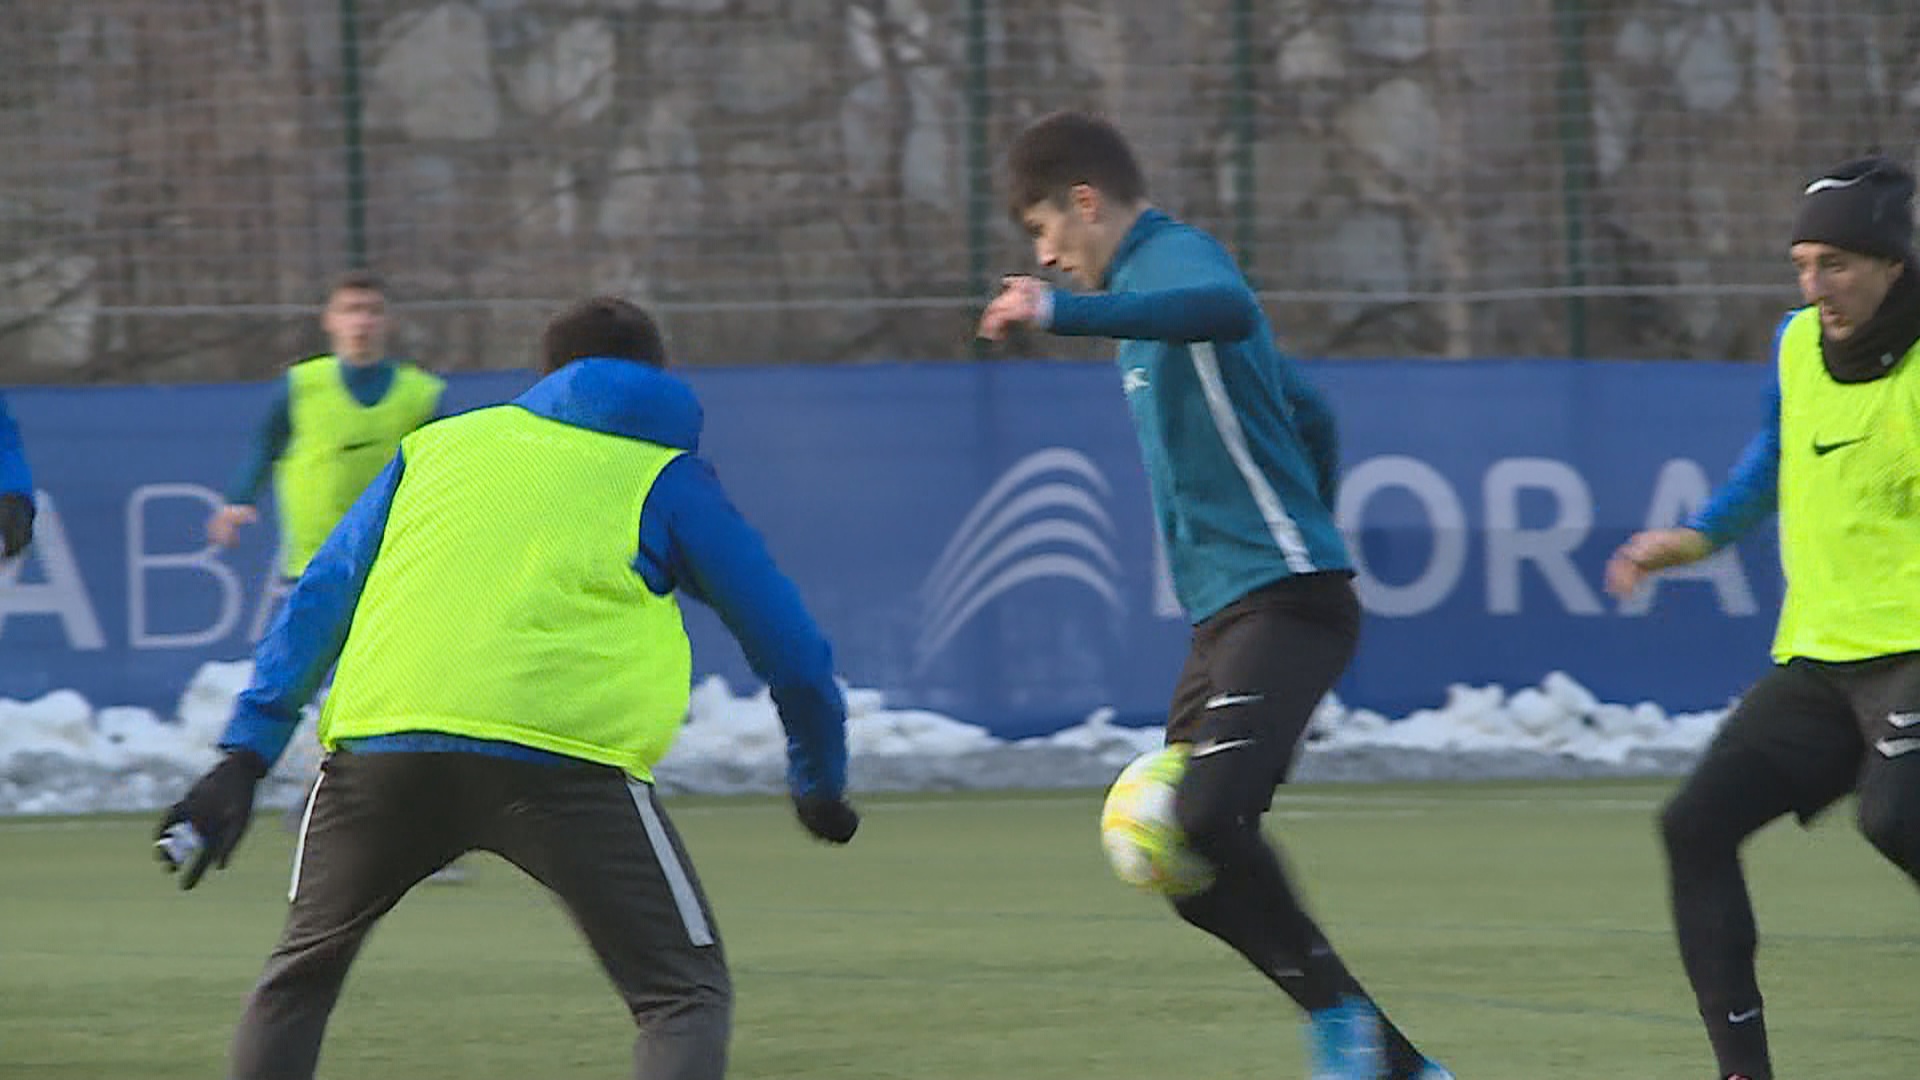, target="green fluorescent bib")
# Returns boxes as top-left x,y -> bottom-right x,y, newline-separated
319,405 -> 692,780
275,356 -> 442,575
1773,308 -> 1920,661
